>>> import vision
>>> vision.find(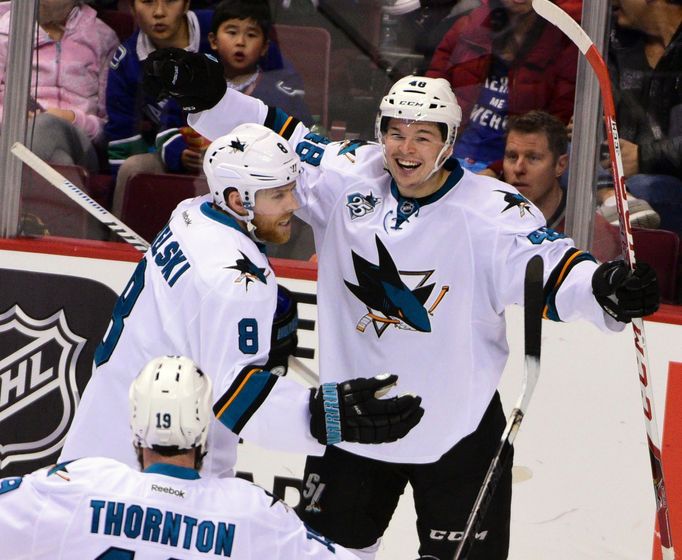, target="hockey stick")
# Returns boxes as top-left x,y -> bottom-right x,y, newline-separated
9,141 -> 320,386
11,142 -> 150,252
453,254 -> 544,560
531,2 -> 675,558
